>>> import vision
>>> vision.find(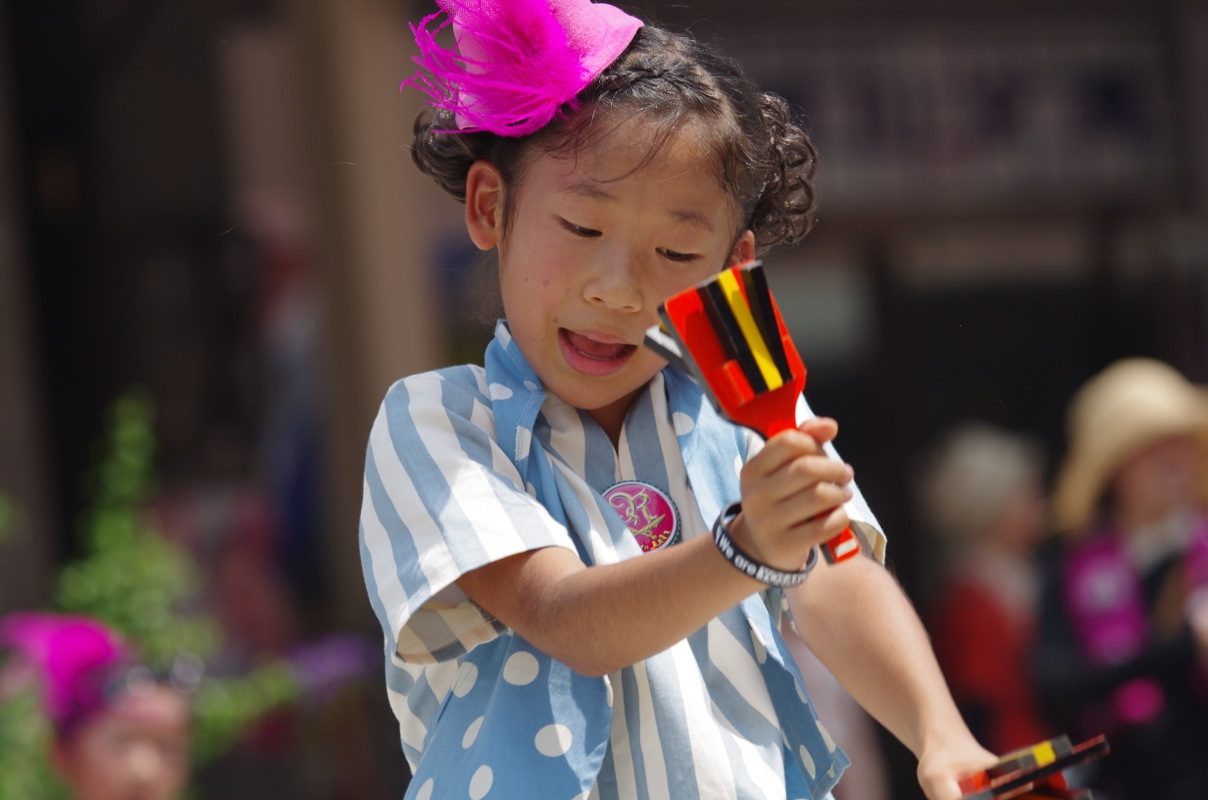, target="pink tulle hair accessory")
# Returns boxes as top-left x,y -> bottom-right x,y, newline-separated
0,612 -> 131,731
403,0 -> 643,137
